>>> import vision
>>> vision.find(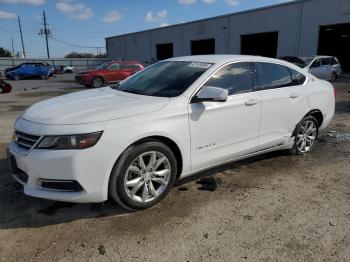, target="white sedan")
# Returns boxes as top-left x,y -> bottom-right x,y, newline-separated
302,56 -> 342,81
8,55 -> 335,210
